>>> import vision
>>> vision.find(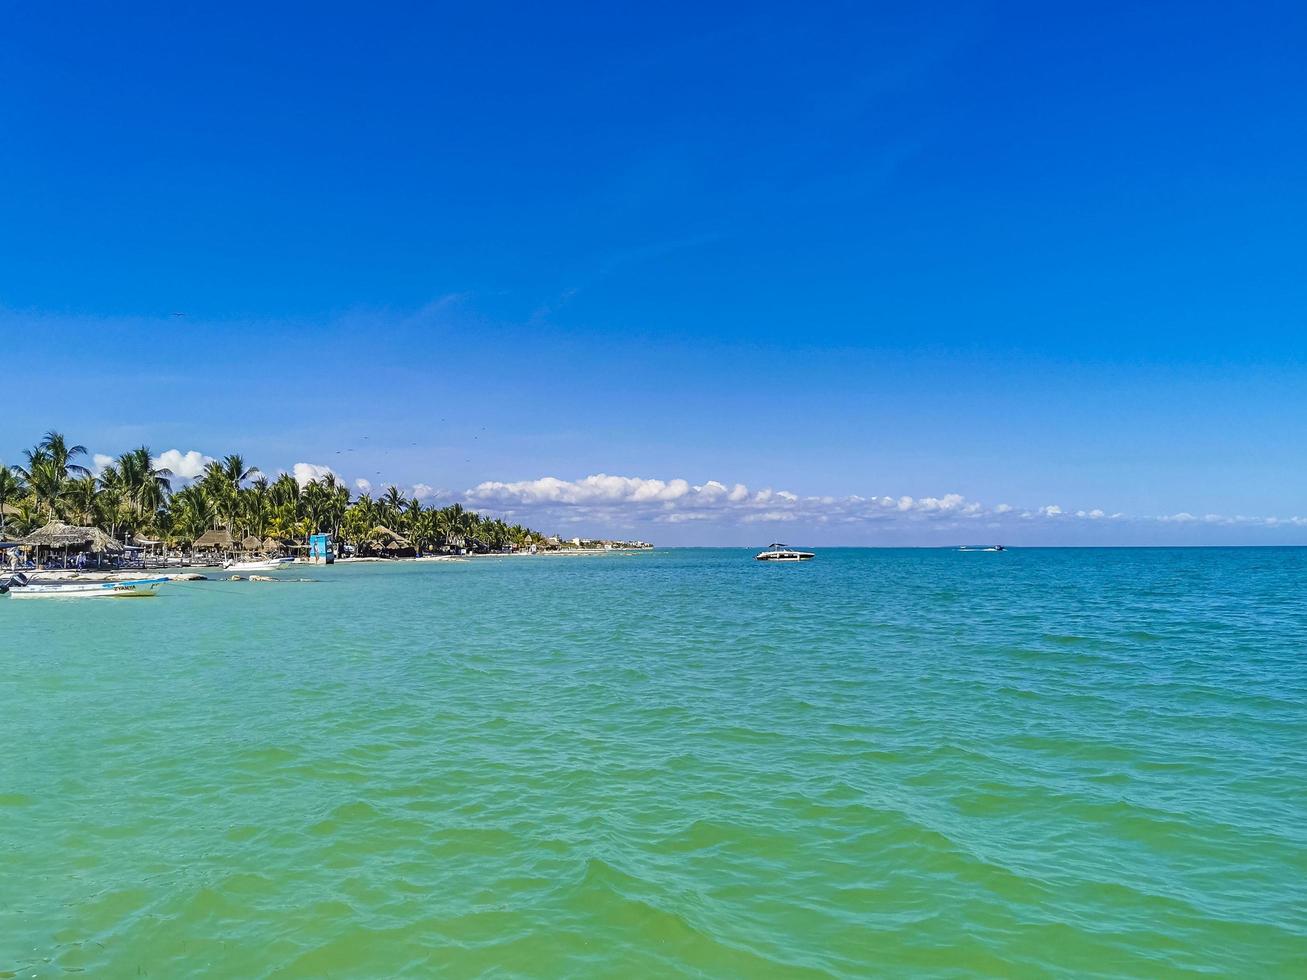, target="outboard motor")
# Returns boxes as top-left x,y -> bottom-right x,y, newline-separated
0,572 -> 29,594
